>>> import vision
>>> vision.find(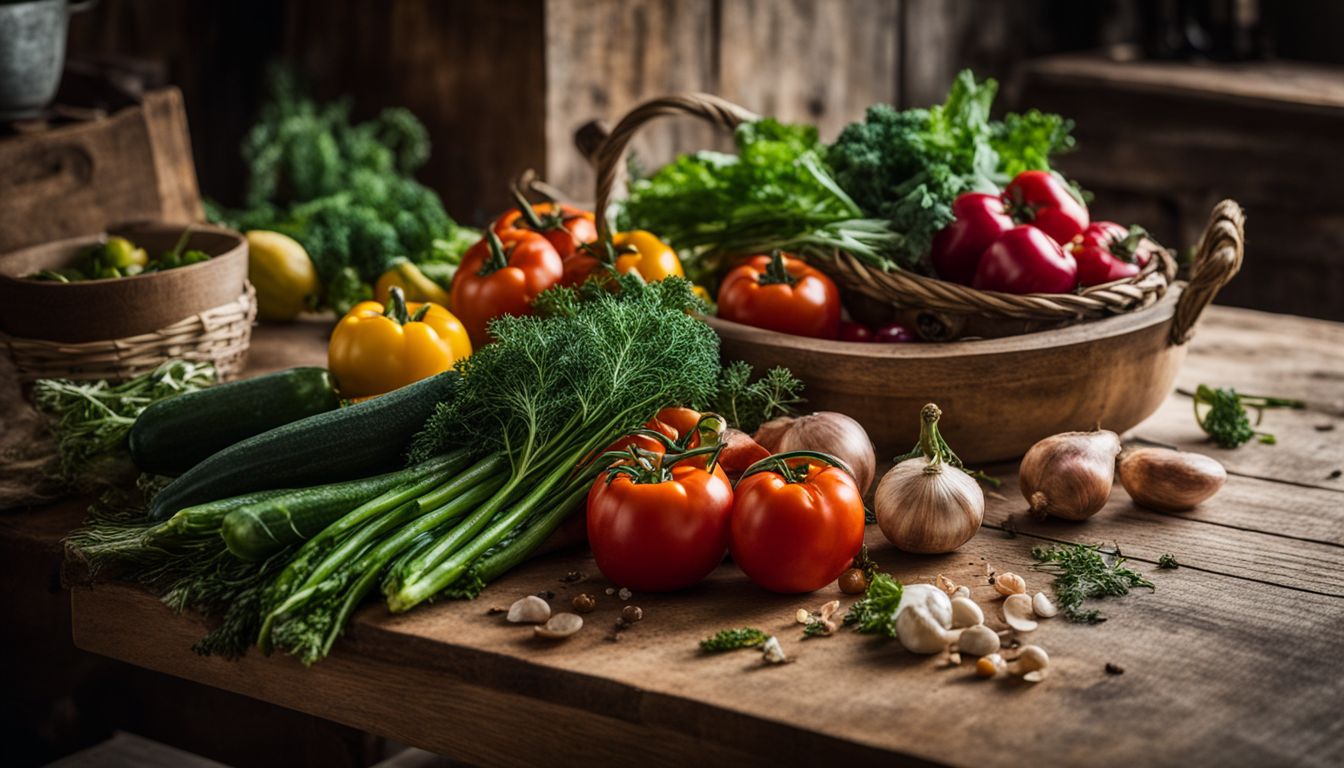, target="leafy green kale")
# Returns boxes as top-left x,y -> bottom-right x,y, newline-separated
208,66 -> 477,310
842,572 -> 904,637
699,627 -> 769,652
618,118 -> 900,276
827,70 -> 1074,270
